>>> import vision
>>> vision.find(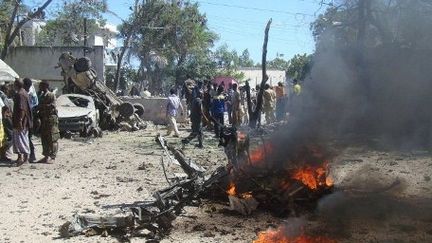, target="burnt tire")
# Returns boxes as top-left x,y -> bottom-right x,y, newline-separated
74,57 -> 92,72
118,102 -> 135,118
133,103 -> 145,118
